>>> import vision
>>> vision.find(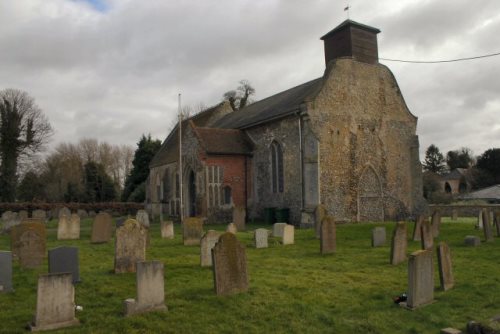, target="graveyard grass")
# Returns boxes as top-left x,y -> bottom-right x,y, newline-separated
1,218 -> 499,333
